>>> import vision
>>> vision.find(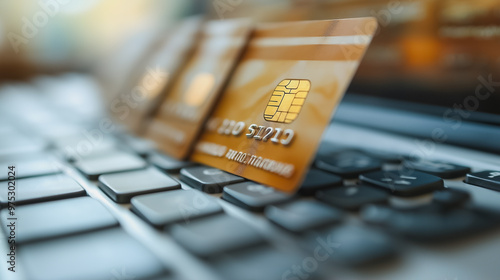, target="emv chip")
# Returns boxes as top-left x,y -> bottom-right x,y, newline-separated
264,79 -> 311,123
